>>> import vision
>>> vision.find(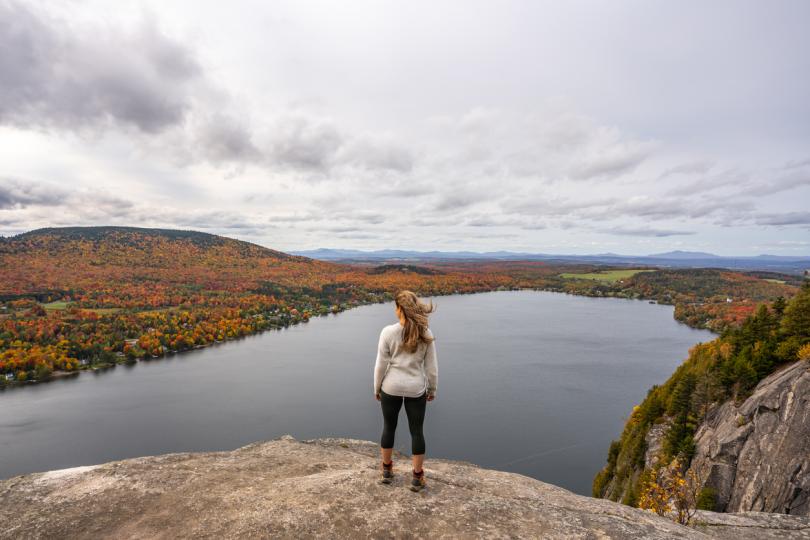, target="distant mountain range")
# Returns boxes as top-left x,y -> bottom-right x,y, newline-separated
291,248 -> 810,274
